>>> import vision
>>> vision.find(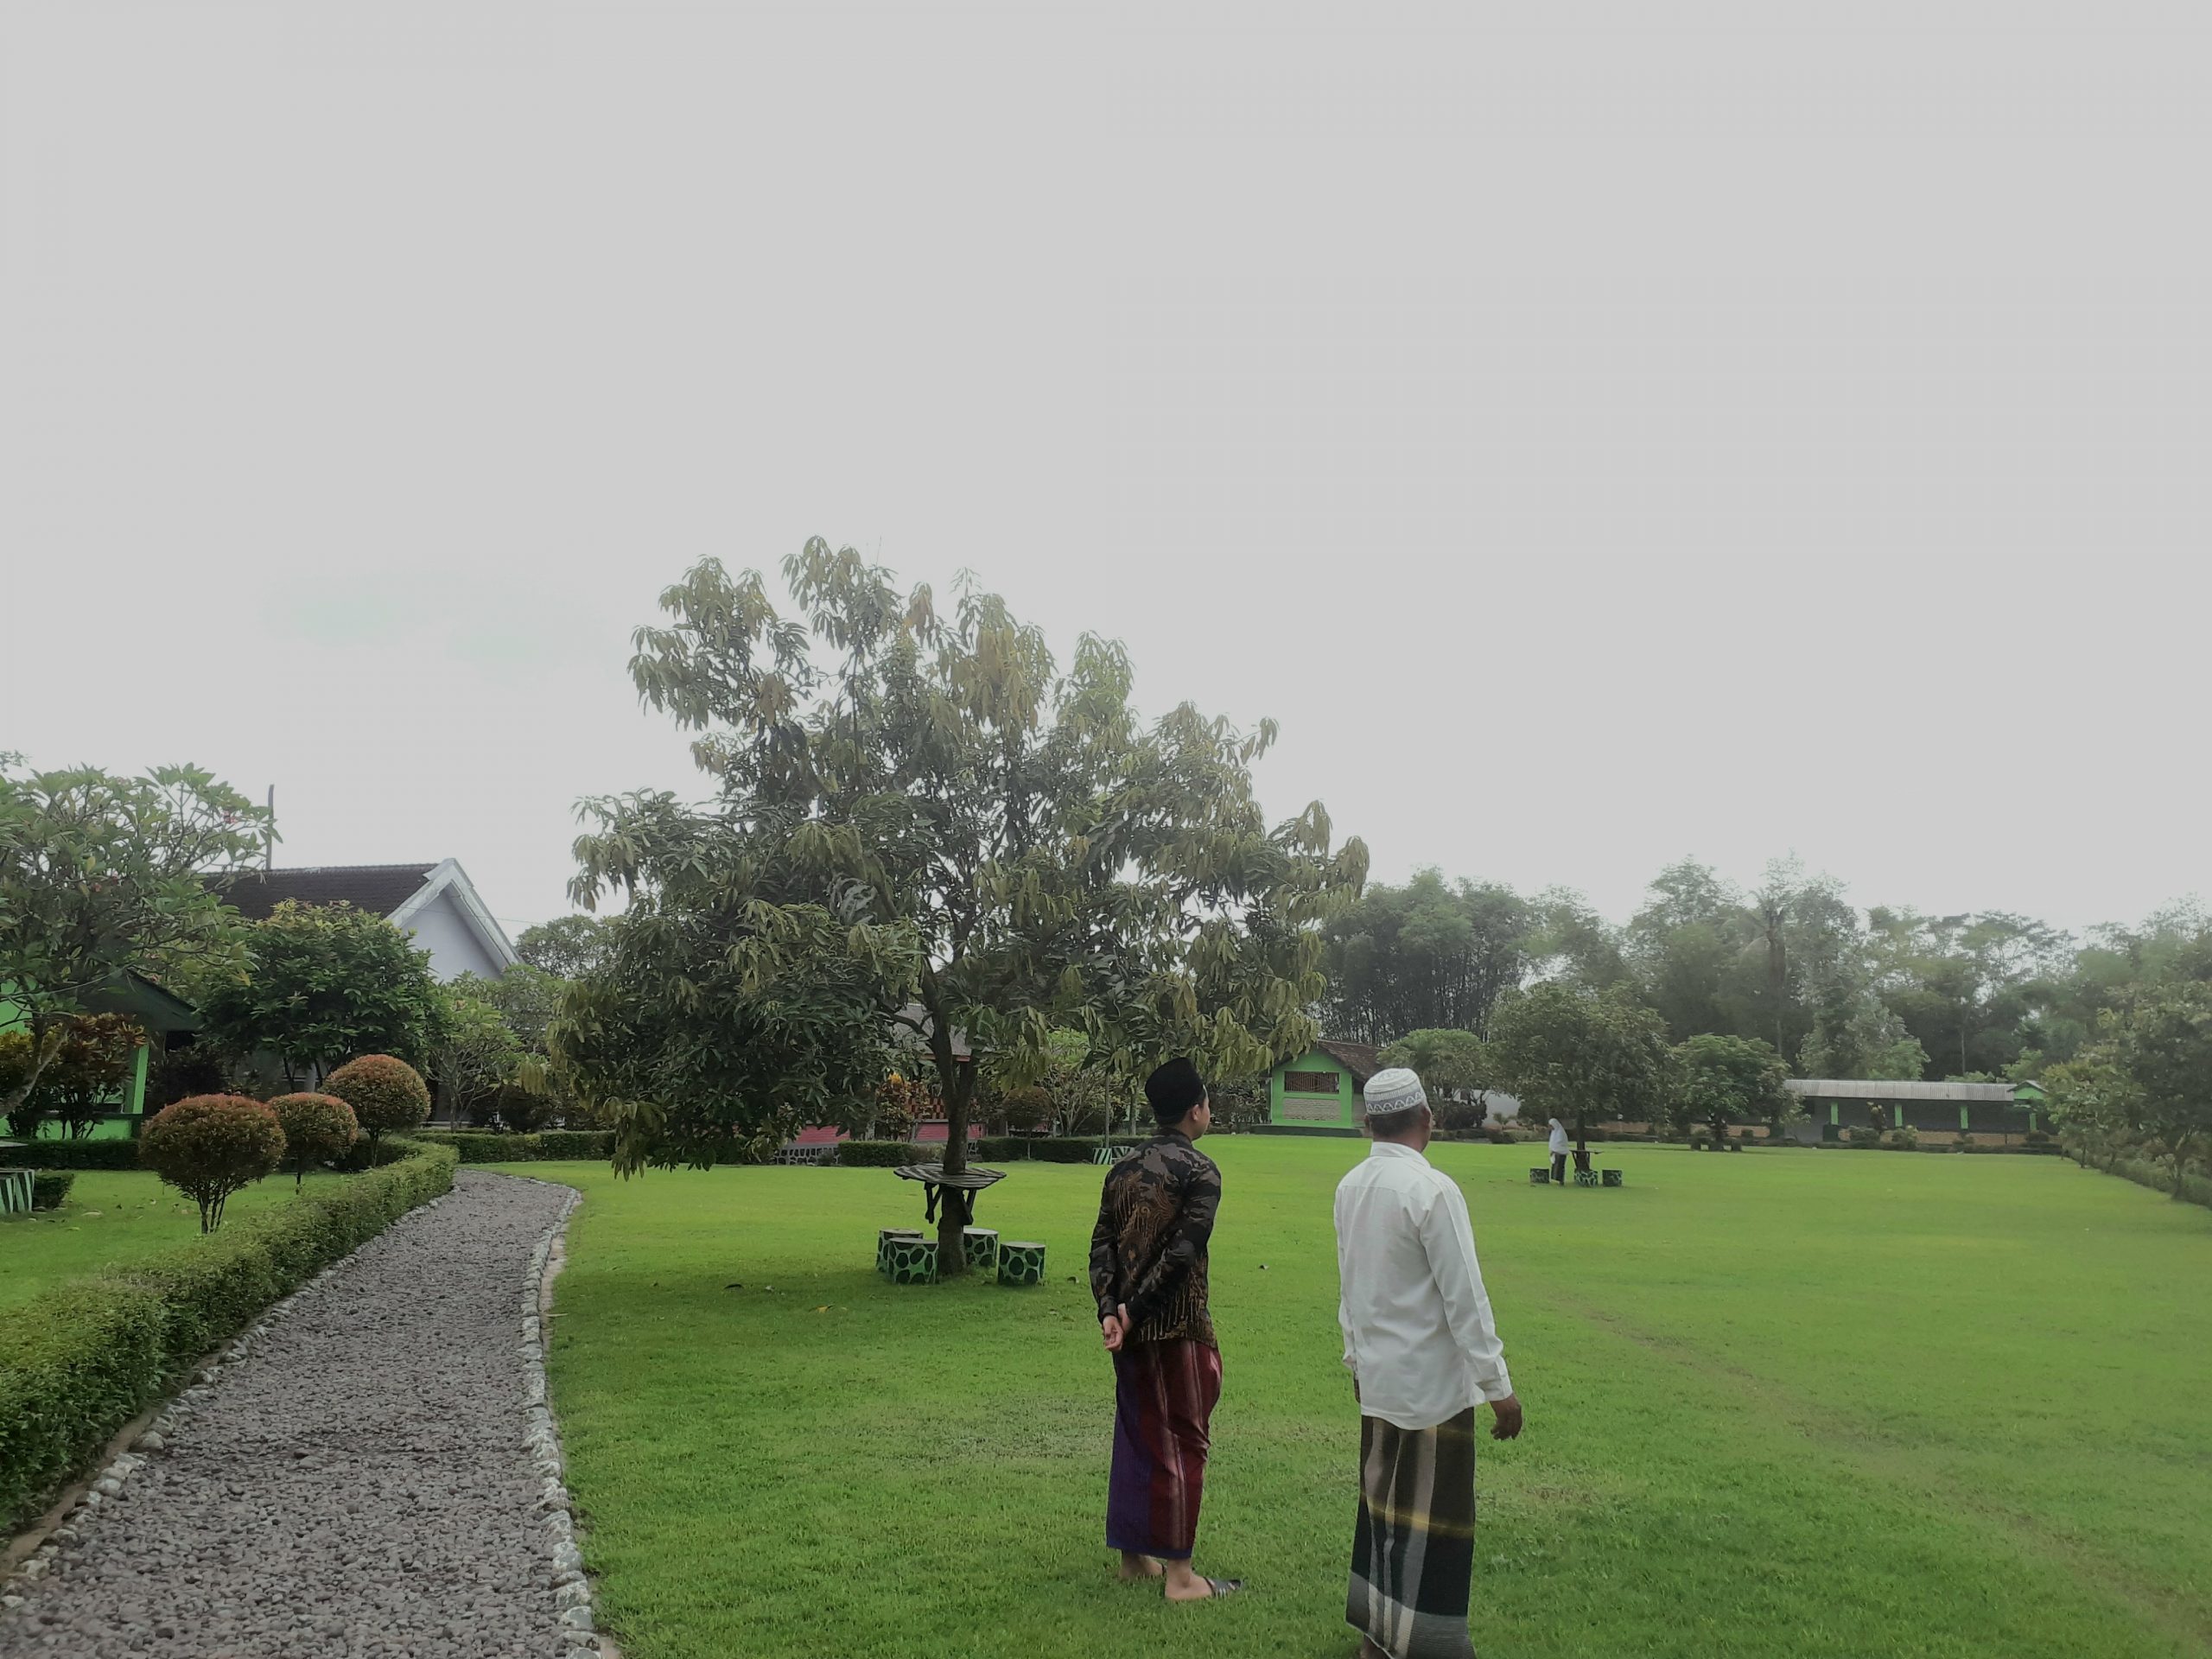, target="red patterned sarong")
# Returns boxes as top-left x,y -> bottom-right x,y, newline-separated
1104,1338 -> 1222,1560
